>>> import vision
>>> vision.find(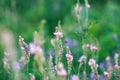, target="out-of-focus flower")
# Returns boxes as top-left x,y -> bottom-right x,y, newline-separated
29,73 -> 35,80
66,53 -> 73,61
82,44 -> 90,50
70,75 -> 79,80
115,53 -> 119,59
90,44 -> 98,52
99,75 -> 106,80
54,31 -> 63,39
29,43 -> 42,54
12,62 -> 20,70
51,39 -> 56,47
78,55 -> 86,63
90,73 -> 94,80
104,71 -> 110,78
54,26 -> 63,39
88,58 -> 96,66
114,64 -> 119,70
66,46 -> 73,75
19,56 -> 26,67
75,3 -> 82,14
106,56 -> 110,61
19,36 -> 29,54
65,37 -> 78,47
99,62 -> 105,69
56,62 -> 67,77
57,62 -> 64,70
89,59 -> 99,80
57,69 -> 67,77
86,3 -> 90,8
114,53 -> 119,65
